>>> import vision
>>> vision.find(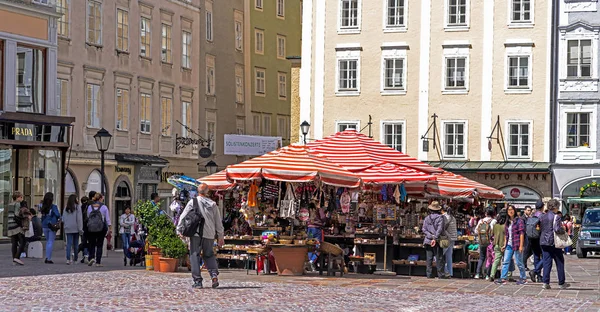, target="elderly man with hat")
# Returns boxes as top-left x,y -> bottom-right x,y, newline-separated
422,201 -> 447,279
